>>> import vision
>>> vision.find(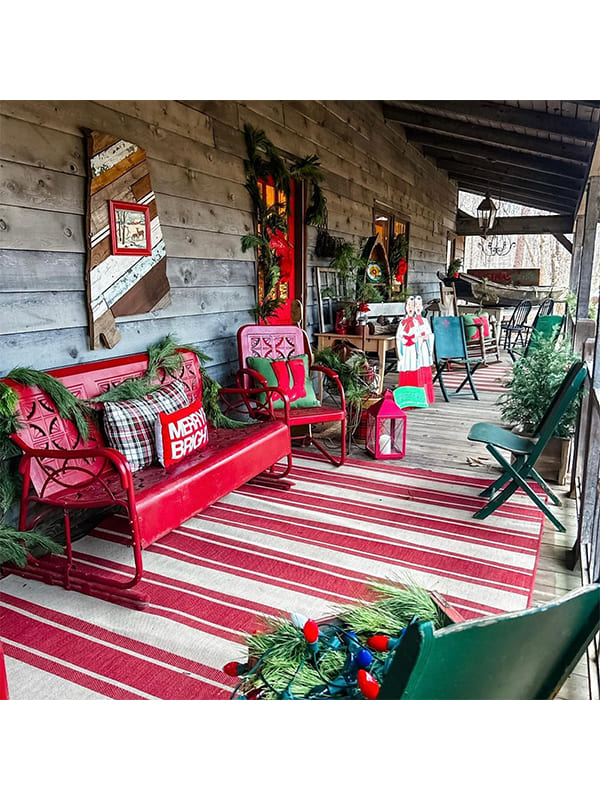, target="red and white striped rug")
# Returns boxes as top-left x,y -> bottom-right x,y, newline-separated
439,359 -> 512,393
0,452 -> 544,700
